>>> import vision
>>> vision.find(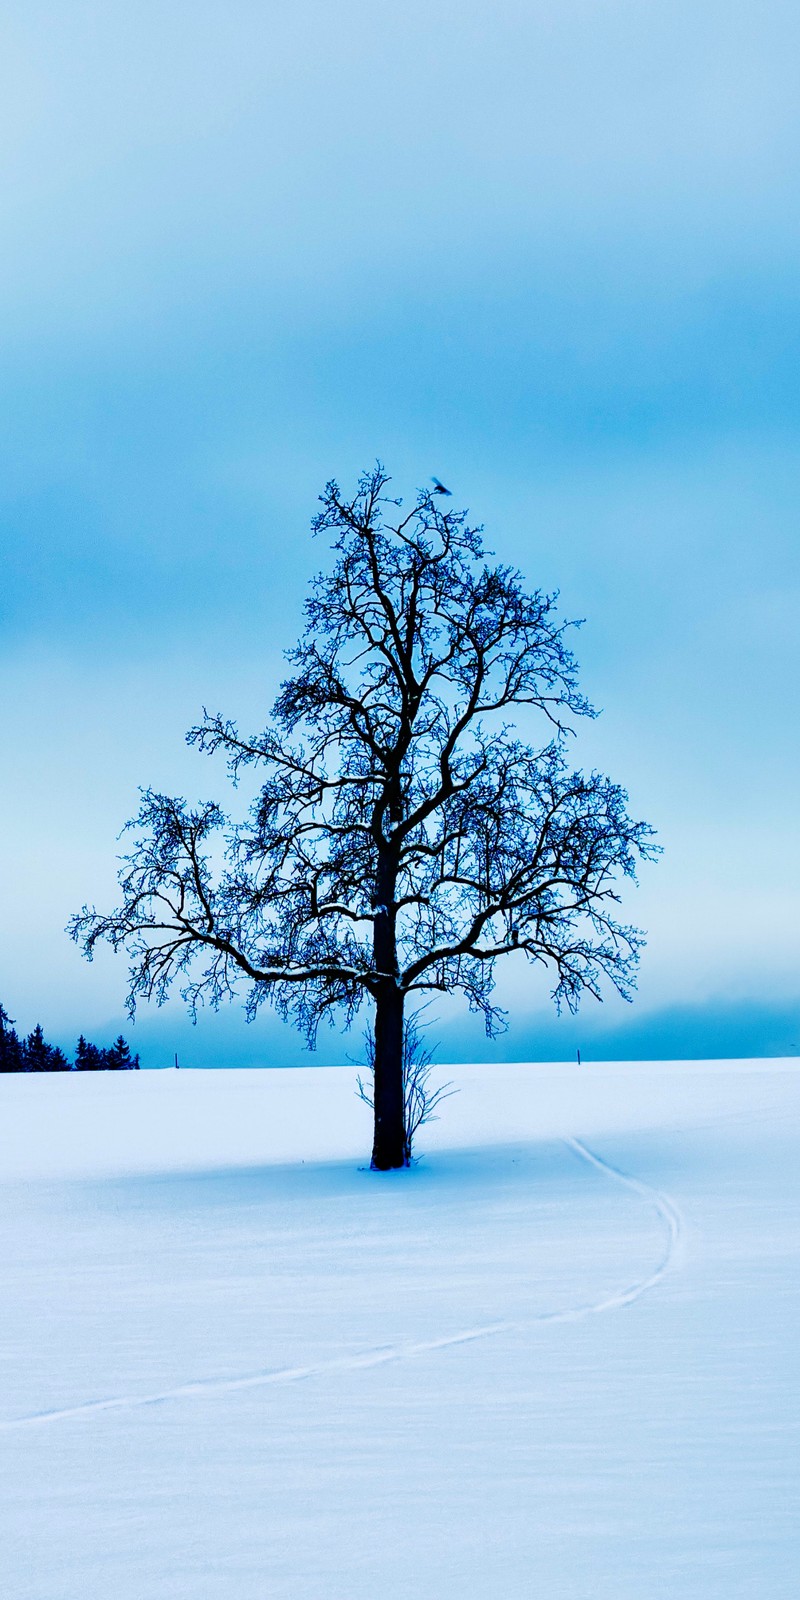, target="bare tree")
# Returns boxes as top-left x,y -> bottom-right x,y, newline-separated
70,467 -> 657,1169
